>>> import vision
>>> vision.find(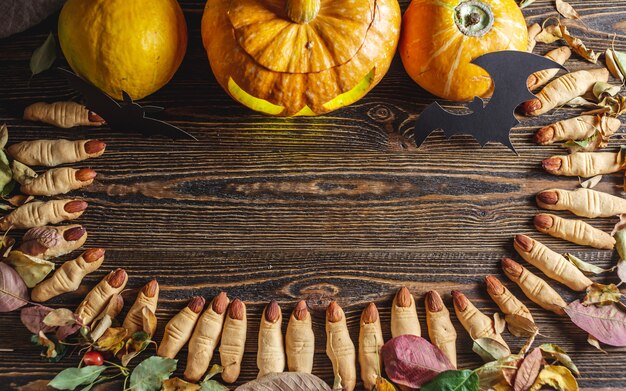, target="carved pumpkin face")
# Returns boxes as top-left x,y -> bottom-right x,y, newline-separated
201,0 -> 401,116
